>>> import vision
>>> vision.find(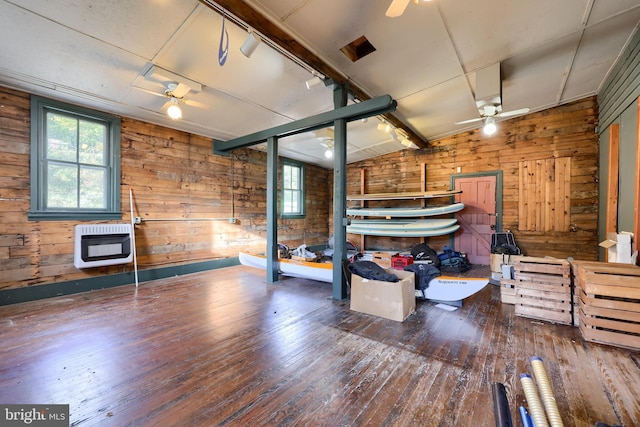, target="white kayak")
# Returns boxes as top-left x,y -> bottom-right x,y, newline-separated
348,218 -> 457,230
238,252 -> 333,283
